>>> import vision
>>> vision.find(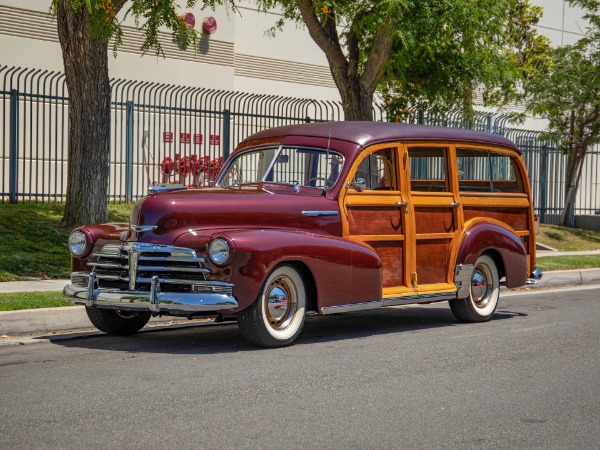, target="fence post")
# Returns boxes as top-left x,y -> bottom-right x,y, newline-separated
305,116 -> 311,123
539,144 -> 549,223
417,110 -> 425,125
9,89 -> 19,204
125,101 -> 134,203
222,109 -> 231,160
